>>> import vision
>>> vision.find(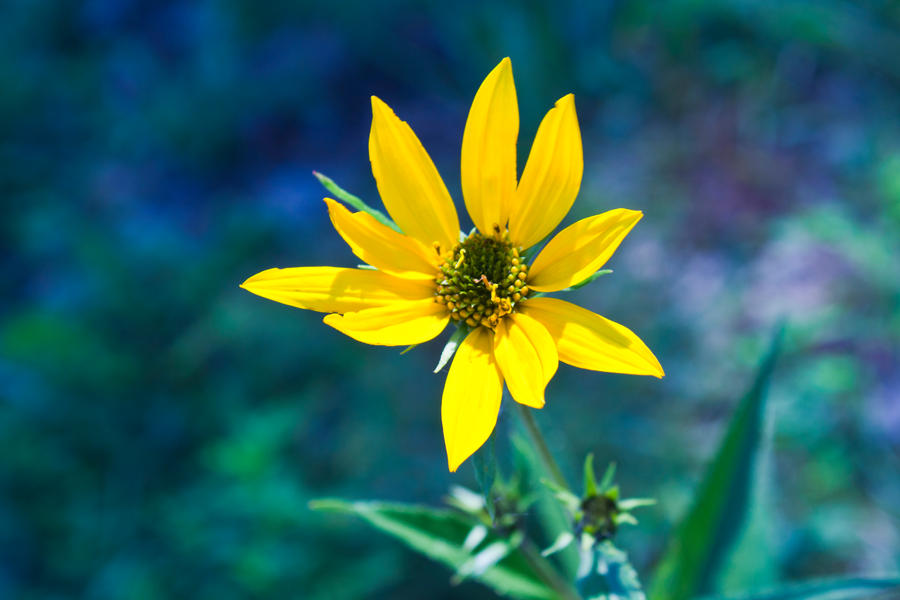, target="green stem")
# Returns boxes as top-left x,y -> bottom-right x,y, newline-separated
515,403 -> 569,490
519,539 -> 582,600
